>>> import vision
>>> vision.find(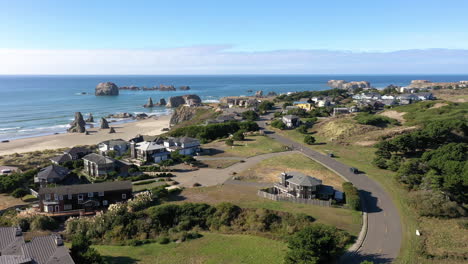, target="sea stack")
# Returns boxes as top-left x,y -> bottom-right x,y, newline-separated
109,127 -> 116,134
255,90 -> 263,97
95,82 -> 119,96
179,86 -> 190,91
157,98 -> 167,106
85,113 -> 94,123
144,97 -> 154,108
100,117 -> 110,129
68,112 -> 86,133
